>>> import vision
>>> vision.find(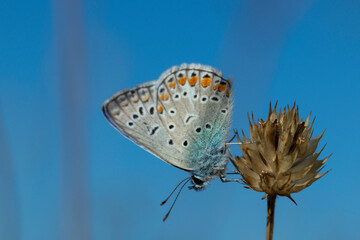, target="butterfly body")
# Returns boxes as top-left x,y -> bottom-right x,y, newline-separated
102,63 -> 232,190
